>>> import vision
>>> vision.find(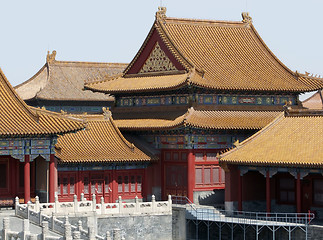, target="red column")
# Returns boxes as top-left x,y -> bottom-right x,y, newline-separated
296,172 -> 301,213
238,170 -> 242,211
187,149 -> 195,202
49,154 -> 57,203
24,155 -> 30,203
111,169 -> 118,202
266,171 -> 271,213
161,151 -> 165,199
